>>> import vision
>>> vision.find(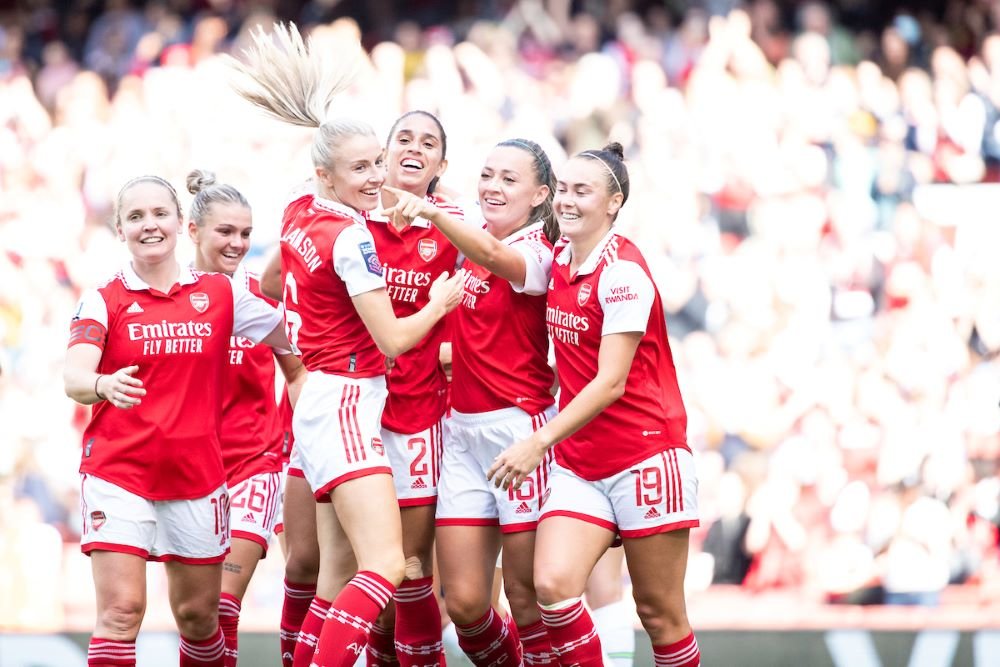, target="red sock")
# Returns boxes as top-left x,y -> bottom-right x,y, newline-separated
282,579 -> 317,667
653,632 -> 700,667
518,619 -> 556,666
538,599 -> 604,667
366,623 -> 399,666
293,597 -> 332,667
179,627 -> 226,667
454,608 -> 521,667
312,571 -> 396,667
88,638 -> 136,666
505,613 -> 522,664
219,592 -> 241,667
394,577 -> 443,667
